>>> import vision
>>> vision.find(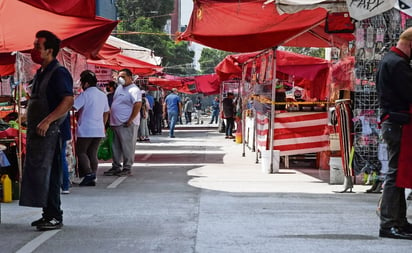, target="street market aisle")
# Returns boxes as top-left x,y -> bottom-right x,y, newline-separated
1,127 -> 411,253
